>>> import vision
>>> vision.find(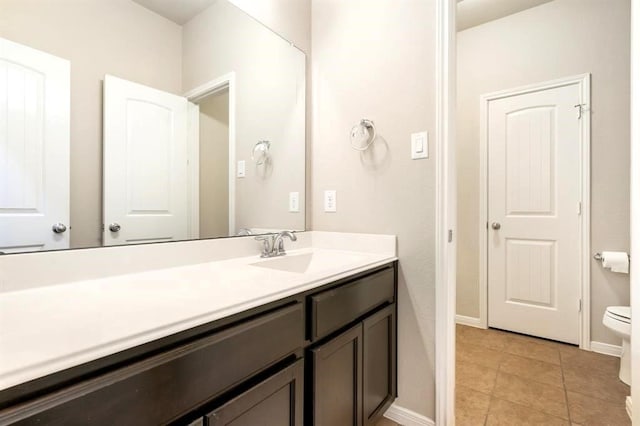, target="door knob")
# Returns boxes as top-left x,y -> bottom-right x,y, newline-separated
491,222 -> 501,230
109,223 -> 121,232
52,223 -> 67,234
